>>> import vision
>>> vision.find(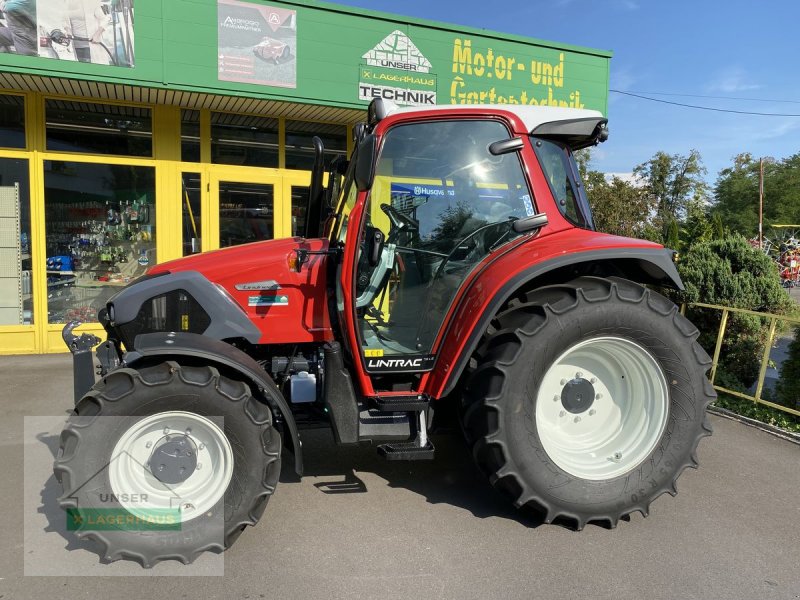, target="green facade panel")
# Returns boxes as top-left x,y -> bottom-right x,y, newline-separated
0,0 -> 610,114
